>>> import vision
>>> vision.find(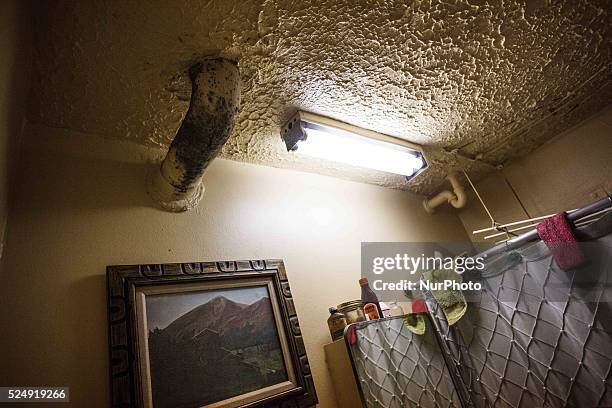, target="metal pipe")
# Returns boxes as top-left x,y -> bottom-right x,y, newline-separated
148,59 -> 240,212
473,211 -> 575,234
478,196 -> 612,259
482,207 -> 612,240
